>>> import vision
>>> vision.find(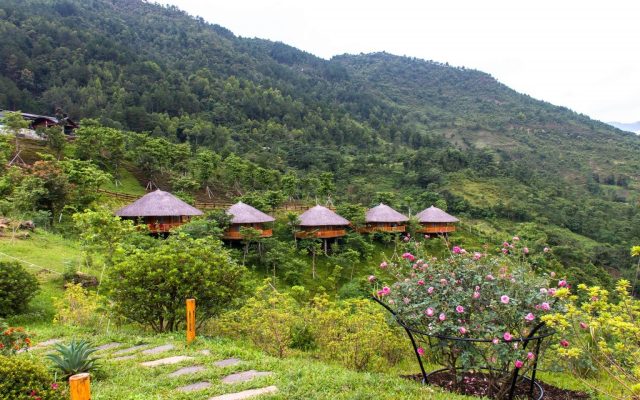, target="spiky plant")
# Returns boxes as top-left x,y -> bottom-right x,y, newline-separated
45,339 -> 100,378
